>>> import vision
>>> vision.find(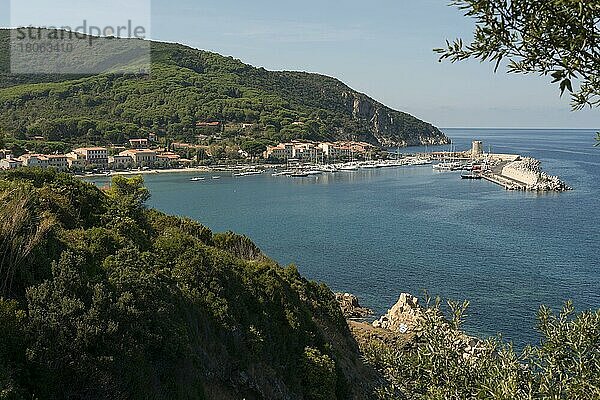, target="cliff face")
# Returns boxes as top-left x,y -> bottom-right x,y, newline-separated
342,91 -> 449,147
